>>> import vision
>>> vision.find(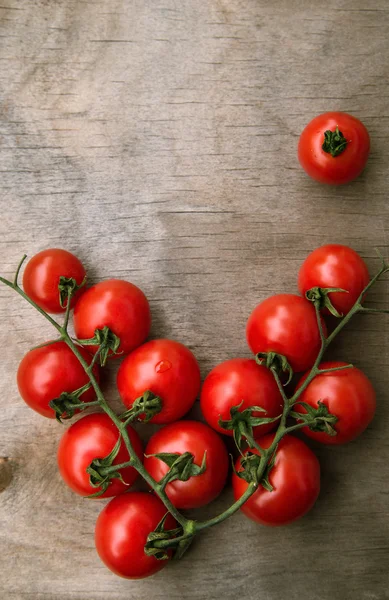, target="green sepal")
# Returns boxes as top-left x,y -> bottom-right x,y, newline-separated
49,382 -> 92,422
144,513 -> 183,560
77,326 -> 121,366
255,351 -> 293,385
85,435 -> 125,498
234,451 -> 262,485
305,286 -> 348,318
322,126 -> 347,157
119,390 -> 163,424
290,400 -> 338,436
150,451 -> 207,488
259,449 -> 277,492
235,447 -> 278,492
58,275 -> 86,308
219,402 -> 280,452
